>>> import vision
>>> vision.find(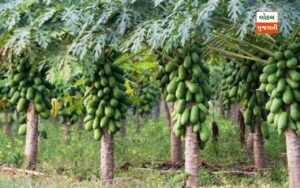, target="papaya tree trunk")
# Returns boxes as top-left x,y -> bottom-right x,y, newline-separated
25,102 -> 39,170
3,110 -> 13,137
238,110 -> 246,147
167,103 -> 182,164
63,119 -> 71,144
185,125 -> 199,188
253,118 -> 265,169
229,102 -> 240,125
285,129 -> 300,188
101,129 -> 114,184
